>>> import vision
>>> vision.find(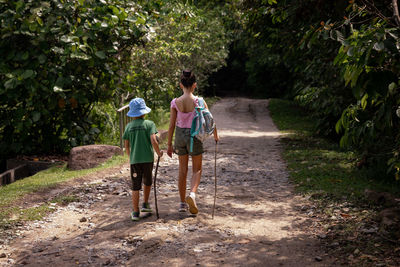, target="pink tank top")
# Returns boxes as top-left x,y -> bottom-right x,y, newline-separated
171,97 -> 199,129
